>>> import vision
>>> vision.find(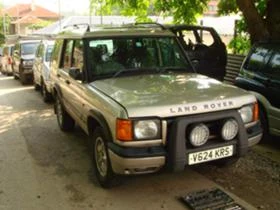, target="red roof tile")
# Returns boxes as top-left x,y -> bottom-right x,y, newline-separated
4,4 -> 59,19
